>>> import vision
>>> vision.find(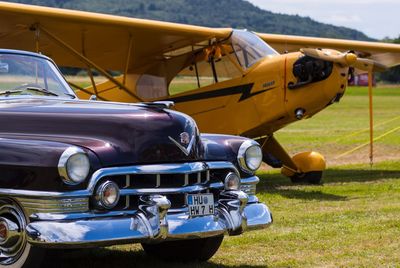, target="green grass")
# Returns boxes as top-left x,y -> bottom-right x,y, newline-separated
41,86 -> 400,267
